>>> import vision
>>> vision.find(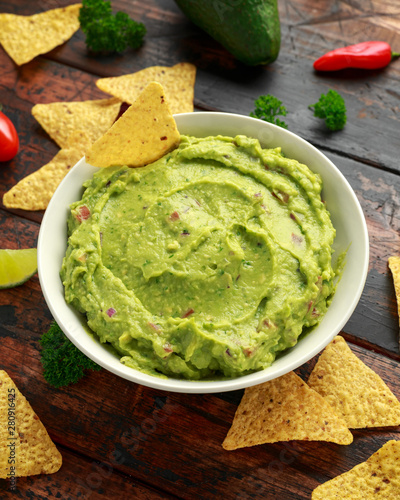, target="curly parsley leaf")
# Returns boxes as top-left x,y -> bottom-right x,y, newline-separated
309,89 -> 347,131
79,0 -> 146,53
40,321 -> 101,388
250,94 -> 288,129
